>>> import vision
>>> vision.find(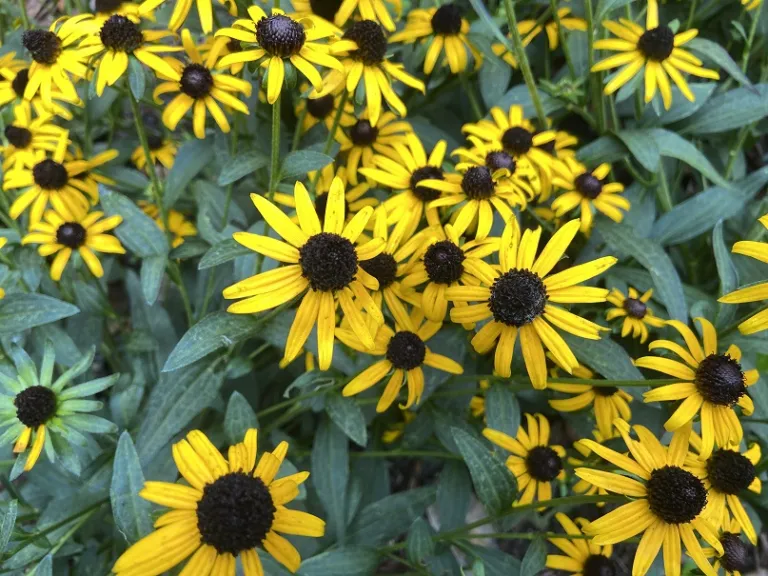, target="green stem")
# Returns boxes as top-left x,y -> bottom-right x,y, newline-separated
740,0 -> 763,73
460,72 -> 483,120
268,95 -> 282,197
685,0 -> 698,29
18,0 -> 30,29
583,0 -> 606,133
291,106 -> 307,152
655,162 -> 674,212
549,0 -> 576,79
168,261 -> 194,327
256,378 -> 345,419
452,531 -> 591,541
221,118 -> 239,228
503,0 -> 547,125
